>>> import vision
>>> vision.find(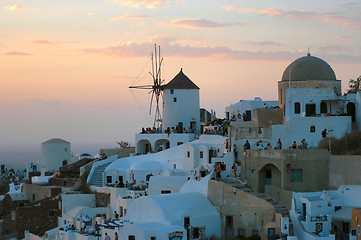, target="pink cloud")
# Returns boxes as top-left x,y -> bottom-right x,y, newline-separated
3,51 -> 32,56
30,39 -> 79,45
222,5 -> 361,30
82,37 -> 361,63
109,0 -> 180,8
160,18 -> 247,29
168,18 -> 225,29
110,13 -> 147,20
